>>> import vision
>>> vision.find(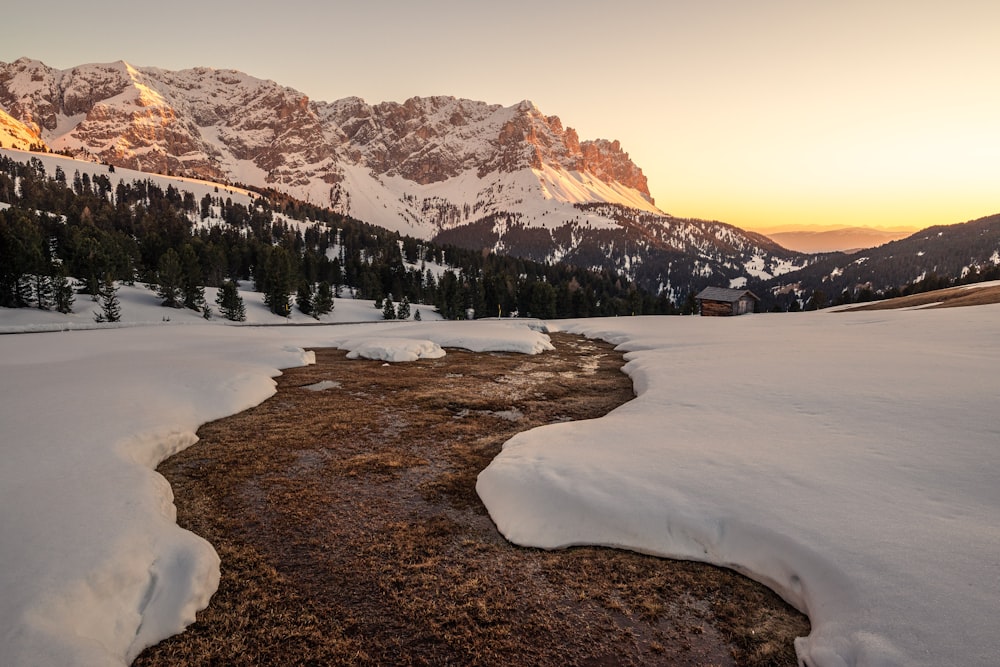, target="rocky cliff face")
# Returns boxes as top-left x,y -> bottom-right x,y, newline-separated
0,107 -> 44,150
0,59 -> 652,212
